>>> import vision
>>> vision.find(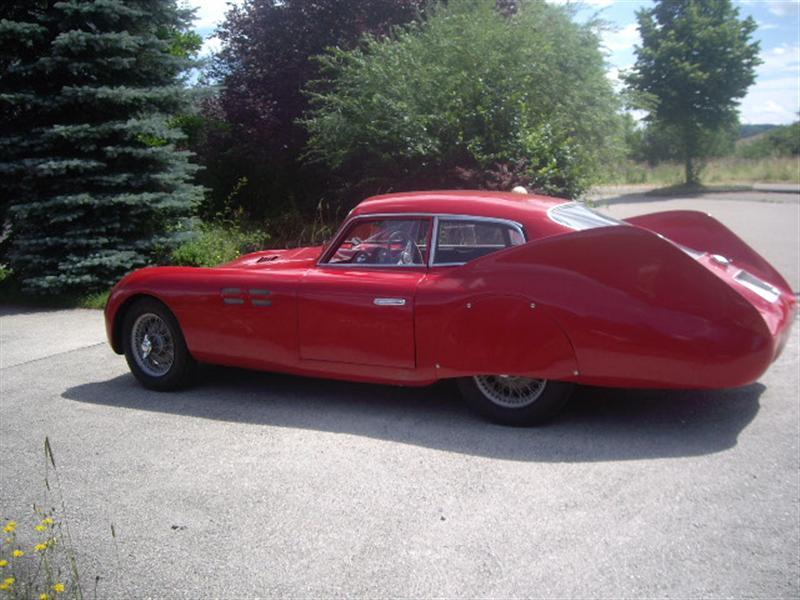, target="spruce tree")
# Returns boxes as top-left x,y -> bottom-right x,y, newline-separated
0,0 -> 203,293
